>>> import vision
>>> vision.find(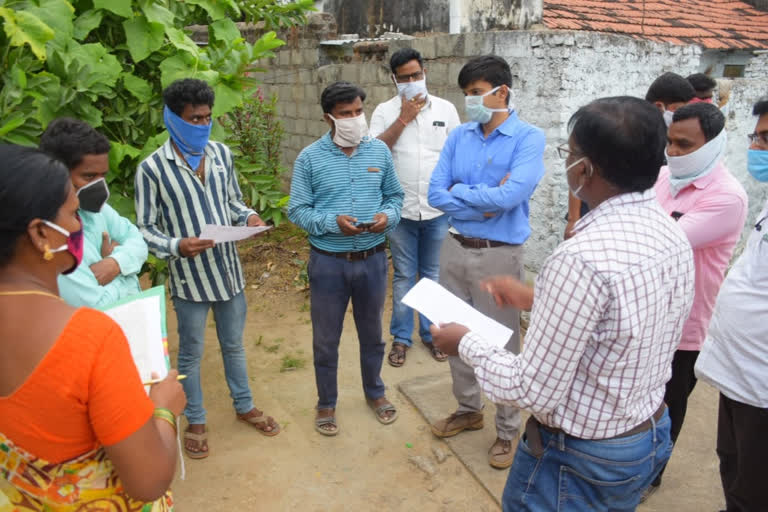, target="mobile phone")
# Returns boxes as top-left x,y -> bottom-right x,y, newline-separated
356,222 -> 374,229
